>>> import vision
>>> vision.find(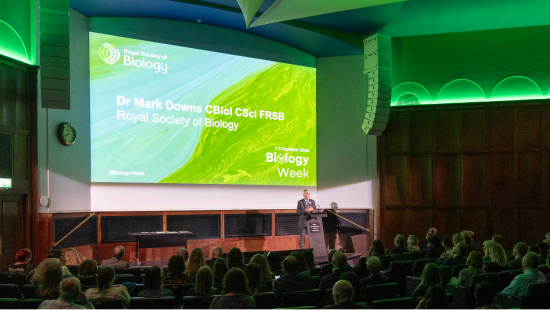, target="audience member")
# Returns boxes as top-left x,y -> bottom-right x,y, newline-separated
177,247 -> 189,264
537,241 -> 549,261
65,248 -> 87,266
100,246 -> 129,268
441,235 -> 454,255
211,246 -> 223,260
165,254 -> 192,284
46,247 -> 72,277
425,227 -> 438,241
227,247 -> 245,270
410,263 -> 441,302
474,281 -> 500,309
319,249 -> 338,277
507,242 -> 528,270
34,258 -> 63,299
438,244 -> 468,267
84,266 -> 130,308
416,284 -> 446,309
425,235 -> 445,259
340,271 -> 366,303
210,267 -> 256,309
360,256 -> 391,289
462,230 -> 479,252
482,240 -> 492,262
266,251 -> 282,275
408,235 -> 420,252
457,251 -> 483,286
138,265 -> 172,298
186,266 -> 220,297
78,259 -> 98,286
319,251 -> 348,297
273,255 -> 311,306
492,235 -> 505,249
322,280 -> 370,309
39,277 -> 93,309
367,240 -> 386,258
302,249 -> 315,269
391,234 -> 409,254
484,242 -> 508,273
9,248 -> 36,276
213,257 -> 229,291
250,253 -> 272,282
187,248 -> 207,280
292,251 -> 310,274
244,263 -> 265,296
501,251 -> 545,296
